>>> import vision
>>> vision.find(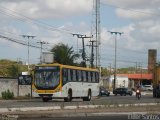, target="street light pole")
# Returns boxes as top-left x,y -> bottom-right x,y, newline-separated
22,35 -> 36,71
108,31 -> 123,90
37,41 -> 48,64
